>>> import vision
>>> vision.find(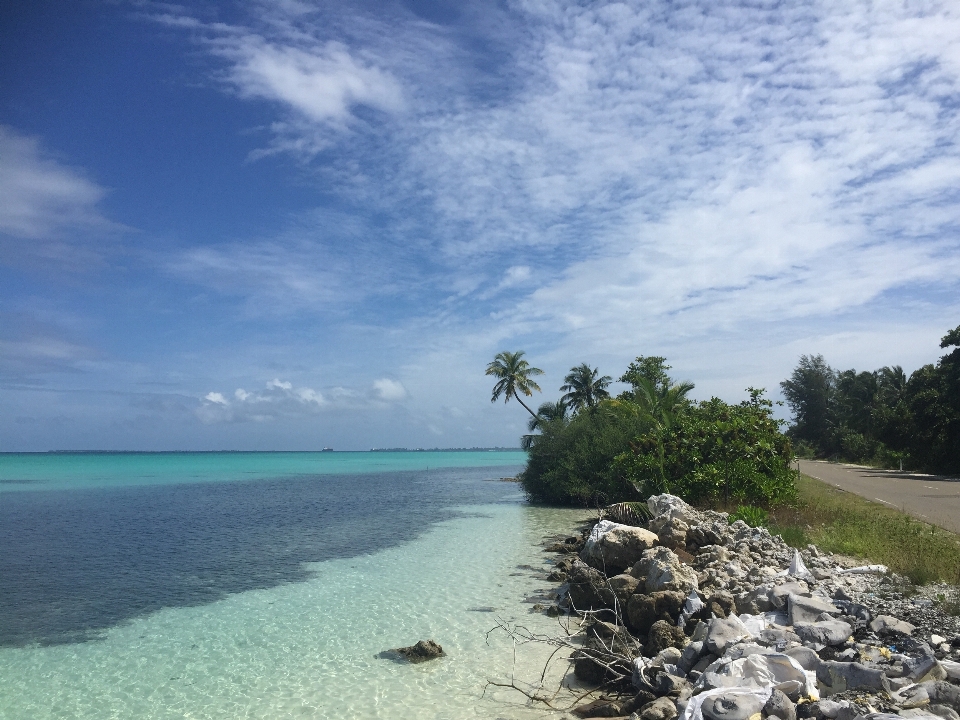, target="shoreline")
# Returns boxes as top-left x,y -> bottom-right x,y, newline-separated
509,494 -> 960,719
